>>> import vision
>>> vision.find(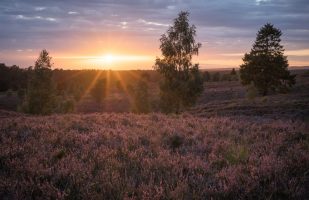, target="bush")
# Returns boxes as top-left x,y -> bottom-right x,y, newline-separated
246,82 -> 258,100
